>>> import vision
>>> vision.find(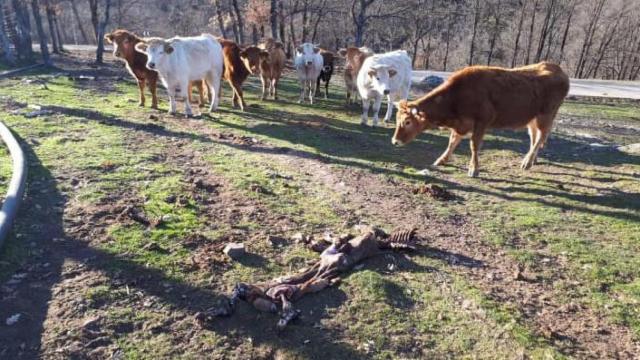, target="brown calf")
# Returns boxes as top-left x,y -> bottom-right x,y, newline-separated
187,40 -> 250,110
338,47 -> 373,104
240,39 -> 286,100
392,62 -> 569,177
105,29 -> 158,108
